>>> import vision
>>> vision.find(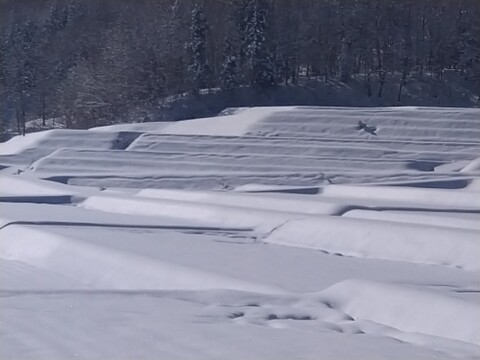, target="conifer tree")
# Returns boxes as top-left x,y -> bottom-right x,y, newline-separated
245,0 -> 274,88
188,2 -> 209,93
220,37 -> 240,90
